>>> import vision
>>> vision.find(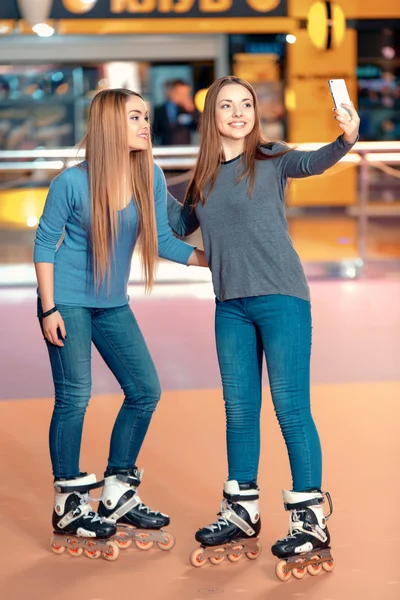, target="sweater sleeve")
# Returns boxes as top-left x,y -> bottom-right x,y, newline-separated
271,135 -> 357,179
33,169 -> 75,264
167,191 -> 200,238
154,164 -> 195,265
